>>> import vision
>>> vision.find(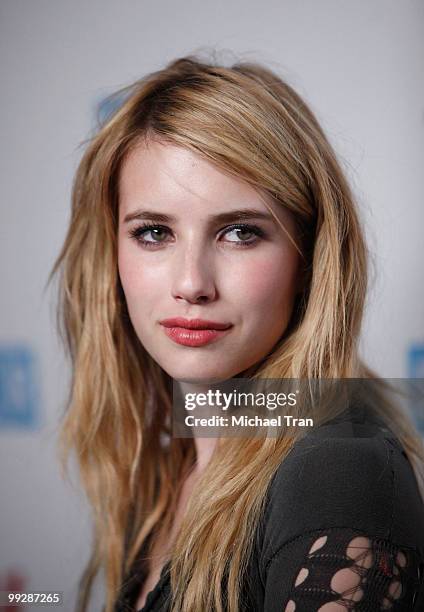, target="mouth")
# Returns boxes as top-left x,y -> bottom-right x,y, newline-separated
159,318 -> 233,347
